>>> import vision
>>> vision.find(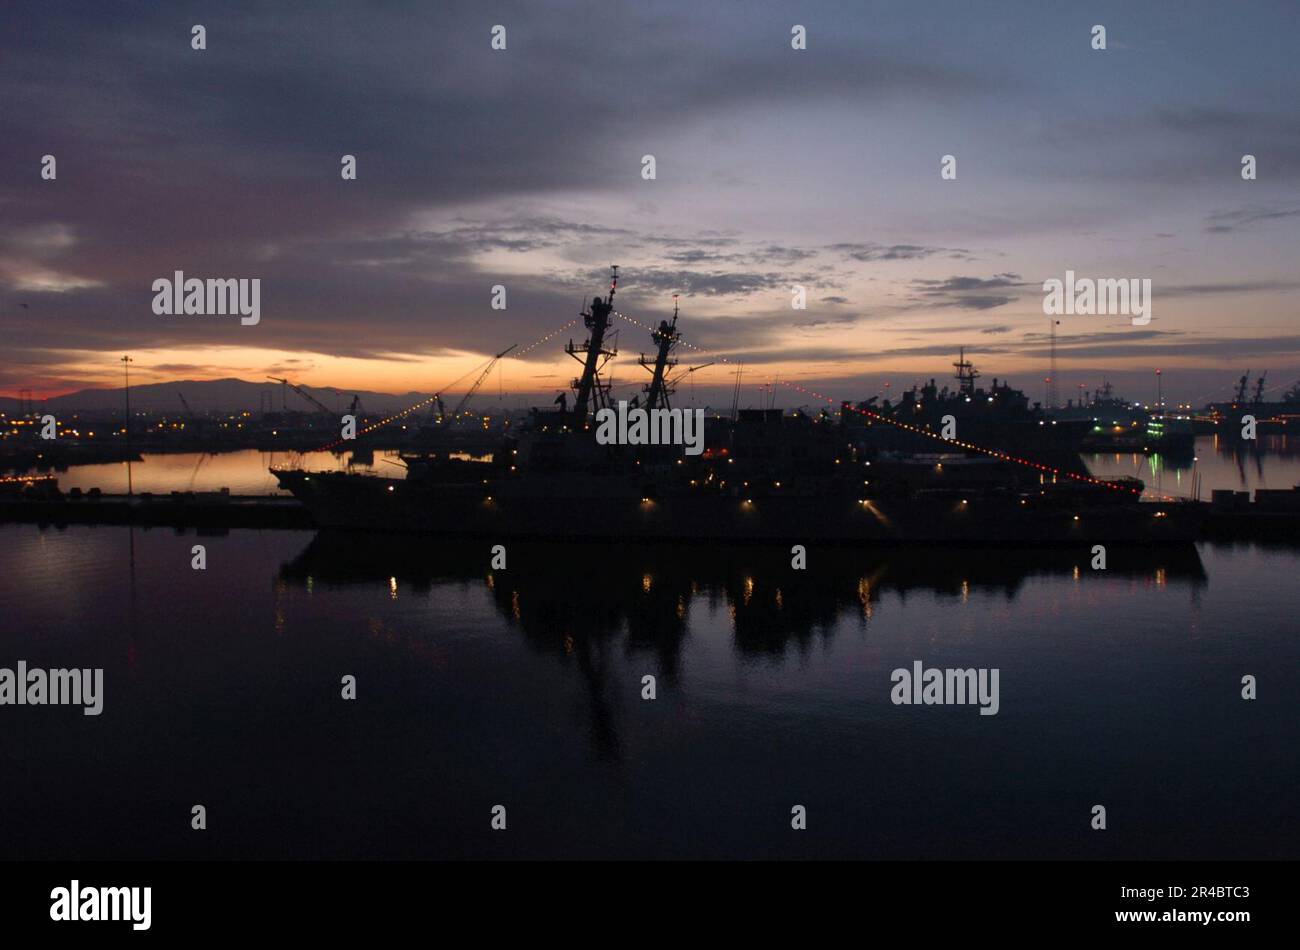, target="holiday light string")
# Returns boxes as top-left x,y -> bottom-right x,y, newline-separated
615,310 -> 737,365
307,304 -> 1182,501
778,379 -> 1141,495
615,309 -> 1158,498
